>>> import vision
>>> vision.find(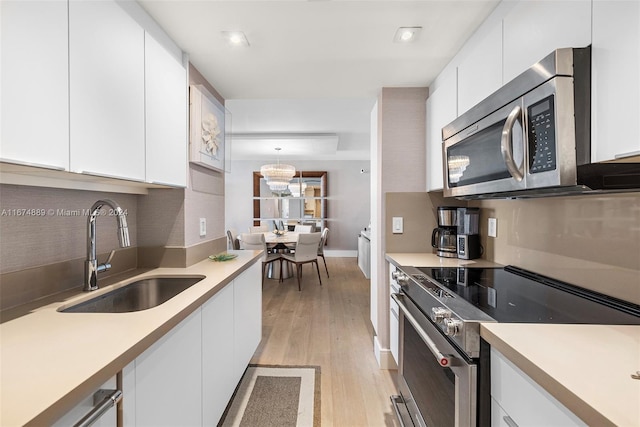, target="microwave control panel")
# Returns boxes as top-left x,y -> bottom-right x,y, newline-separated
527,95 -> 557,173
